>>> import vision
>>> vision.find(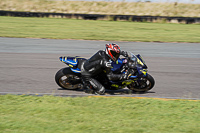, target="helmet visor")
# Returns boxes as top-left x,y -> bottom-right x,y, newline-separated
111,51 -> 120,61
